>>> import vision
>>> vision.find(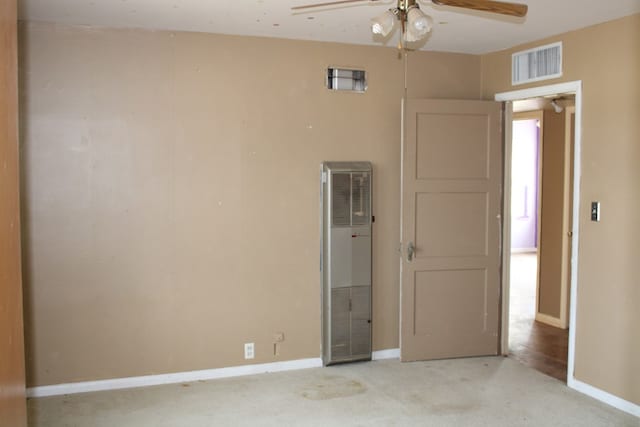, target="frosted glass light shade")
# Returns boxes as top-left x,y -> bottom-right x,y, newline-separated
406,7 -> 433,41
371,10 -> 396,37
